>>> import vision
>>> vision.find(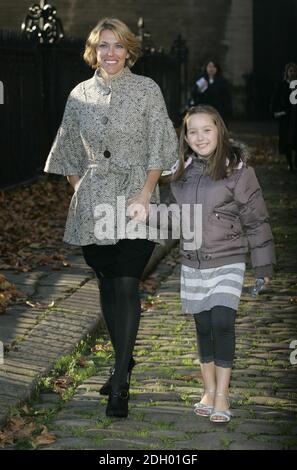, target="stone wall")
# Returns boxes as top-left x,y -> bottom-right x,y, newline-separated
0,0 -> 253,91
